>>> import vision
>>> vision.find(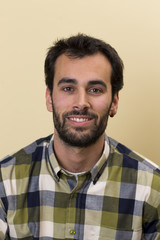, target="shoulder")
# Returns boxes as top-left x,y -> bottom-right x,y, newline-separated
0,134 -> 52,168
108,136 -> 160,176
